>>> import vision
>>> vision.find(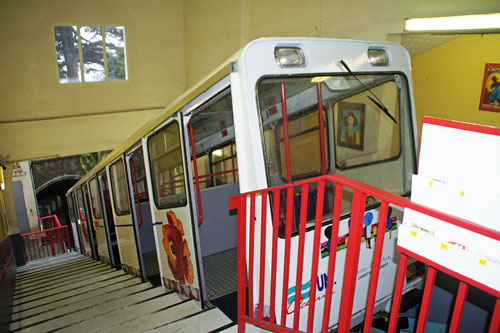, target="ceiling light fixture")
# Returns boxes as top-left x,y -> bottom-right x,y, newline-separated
404,13 -> 500,32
